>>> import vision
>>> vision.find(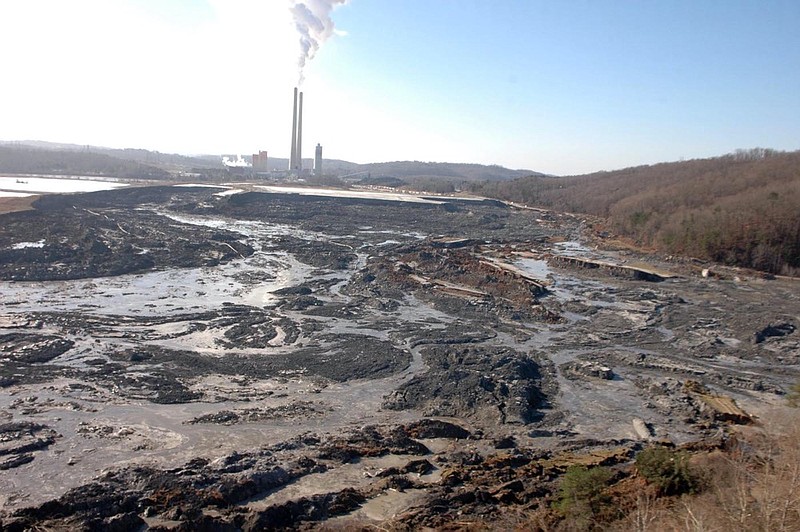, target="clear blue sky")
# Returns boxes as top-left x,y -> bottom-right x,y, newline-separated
1,1 -> 799,175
